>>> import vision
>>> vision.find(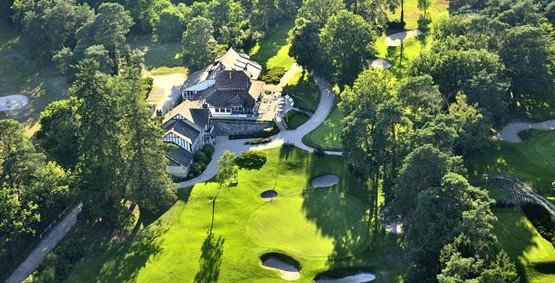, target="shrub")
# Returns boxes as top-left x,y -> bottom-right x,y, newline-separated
194,151 -> 208,164
261,66 -> 286,84
188,162 -> 204,177
236,151 -> 267,169
202,144 -> 215,156
386,20 -> 406,32
313,146 -> 326,157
